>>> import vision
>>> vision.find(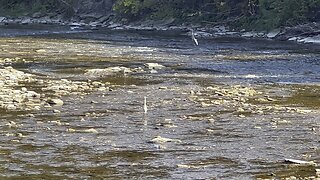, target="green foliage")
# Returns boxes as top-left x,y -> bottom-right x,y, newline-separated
31,1 -> 47,14
253,0 -> 320,30
113,0 -> 143,20
0,0 -> 70,17
112,0 -> 250,24
112,0 -> 320,29
0,0 -> 319,30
